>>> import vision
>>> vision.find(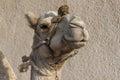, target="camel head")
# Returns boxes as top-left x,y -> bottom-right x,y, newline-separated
26,11 -> 89,50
